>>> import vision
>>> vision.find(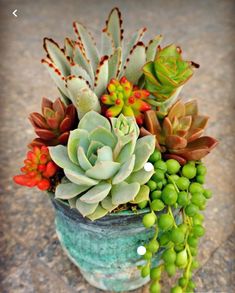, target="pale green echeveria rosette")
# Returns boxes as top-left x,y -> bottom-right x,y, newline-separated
49,111 -> 155,220
143,44 -> 198,115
